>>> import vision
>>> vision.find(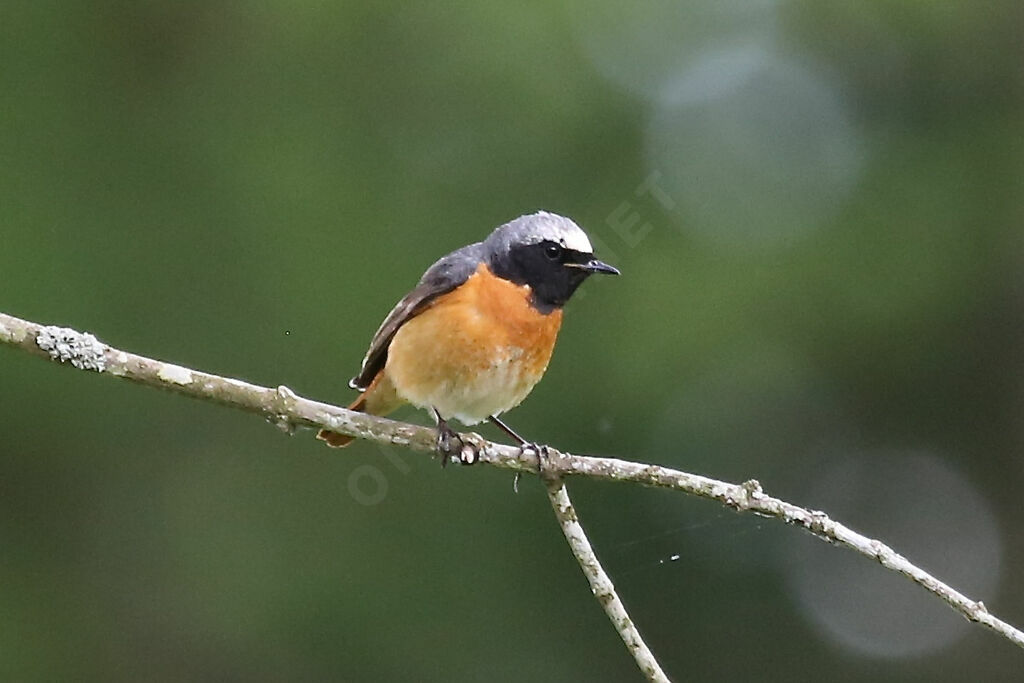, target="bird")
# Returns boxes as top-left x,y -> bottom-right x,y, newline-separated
317,211 -> 619,464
